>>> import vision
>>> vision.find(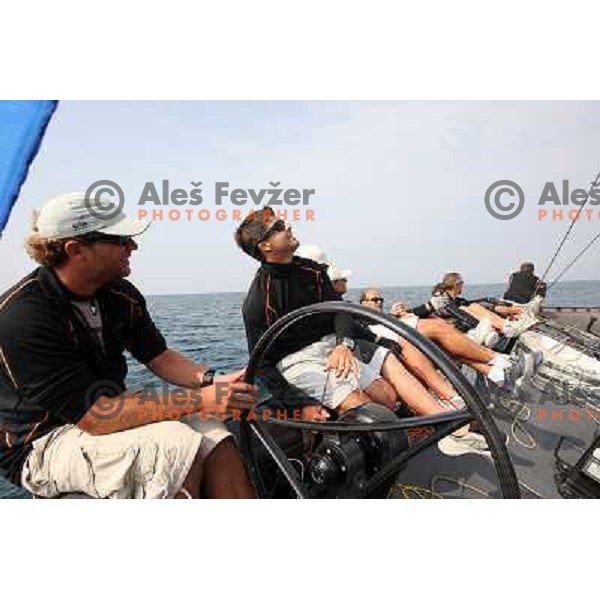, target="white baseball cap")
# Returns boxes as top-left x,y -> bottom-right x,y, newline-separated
296,244 -> 330,264
296,245 -> 351,281
328,263 -> 352,281
34,192 -> 150,239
